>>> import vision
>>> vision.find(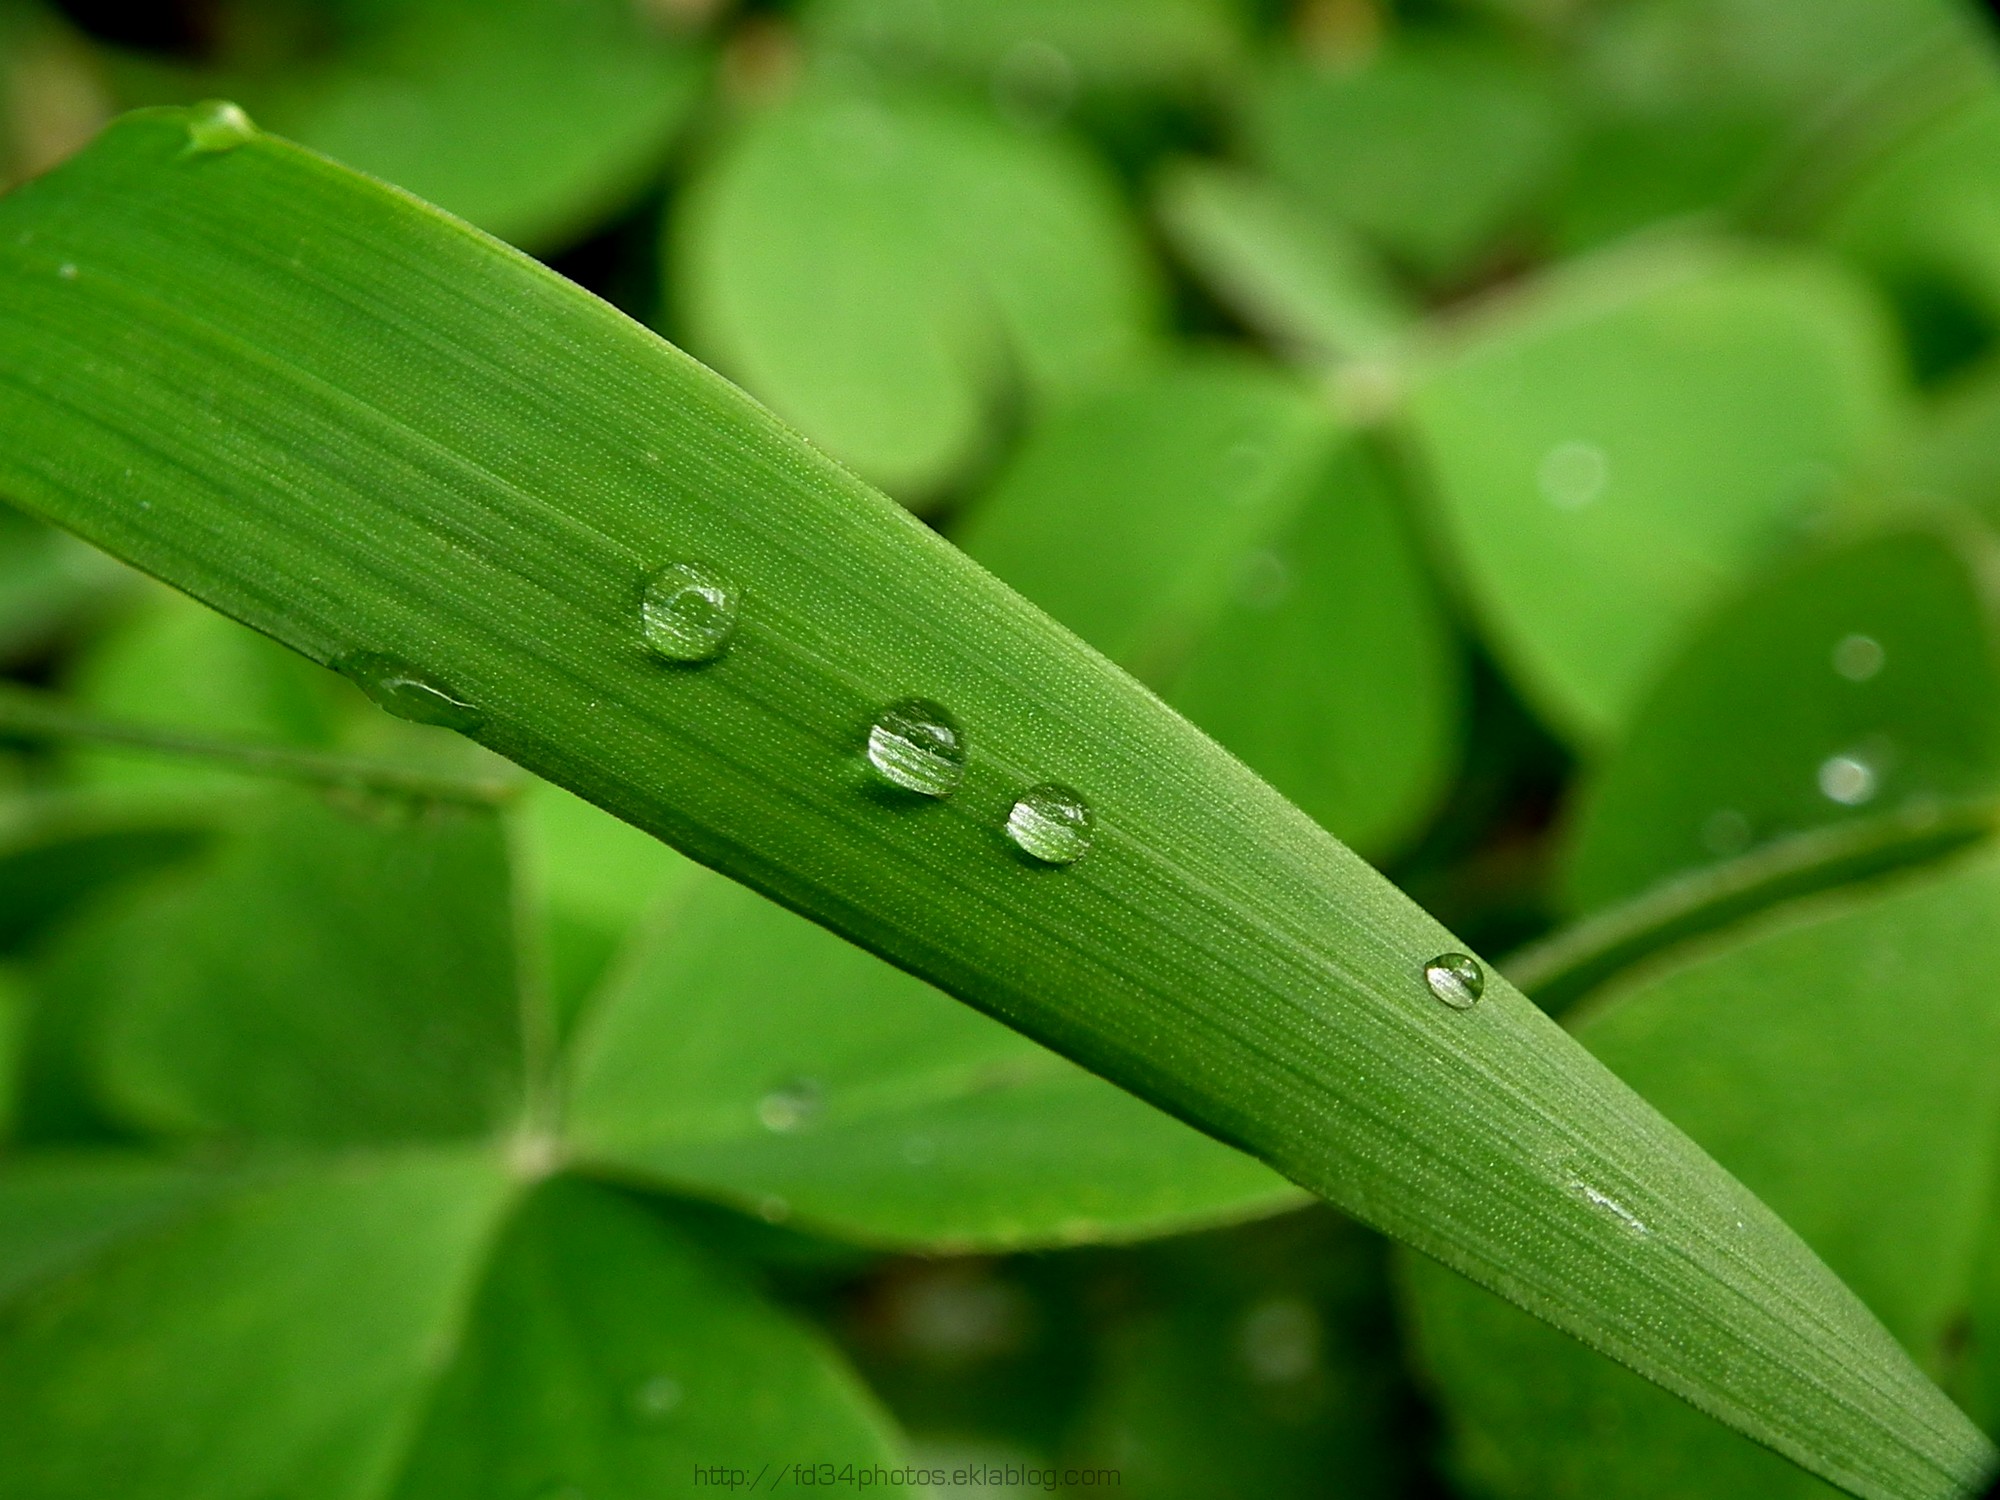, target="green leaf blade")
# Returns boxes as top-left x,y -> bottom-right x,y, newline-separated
0,110 -> 1989,1500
